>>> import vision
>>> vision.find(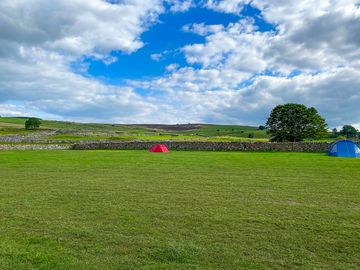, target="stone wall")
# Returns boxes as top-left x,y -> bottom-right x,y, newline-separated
0,131 -> 57,143
72,141 -> 332,152
0,144 -> 71,151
